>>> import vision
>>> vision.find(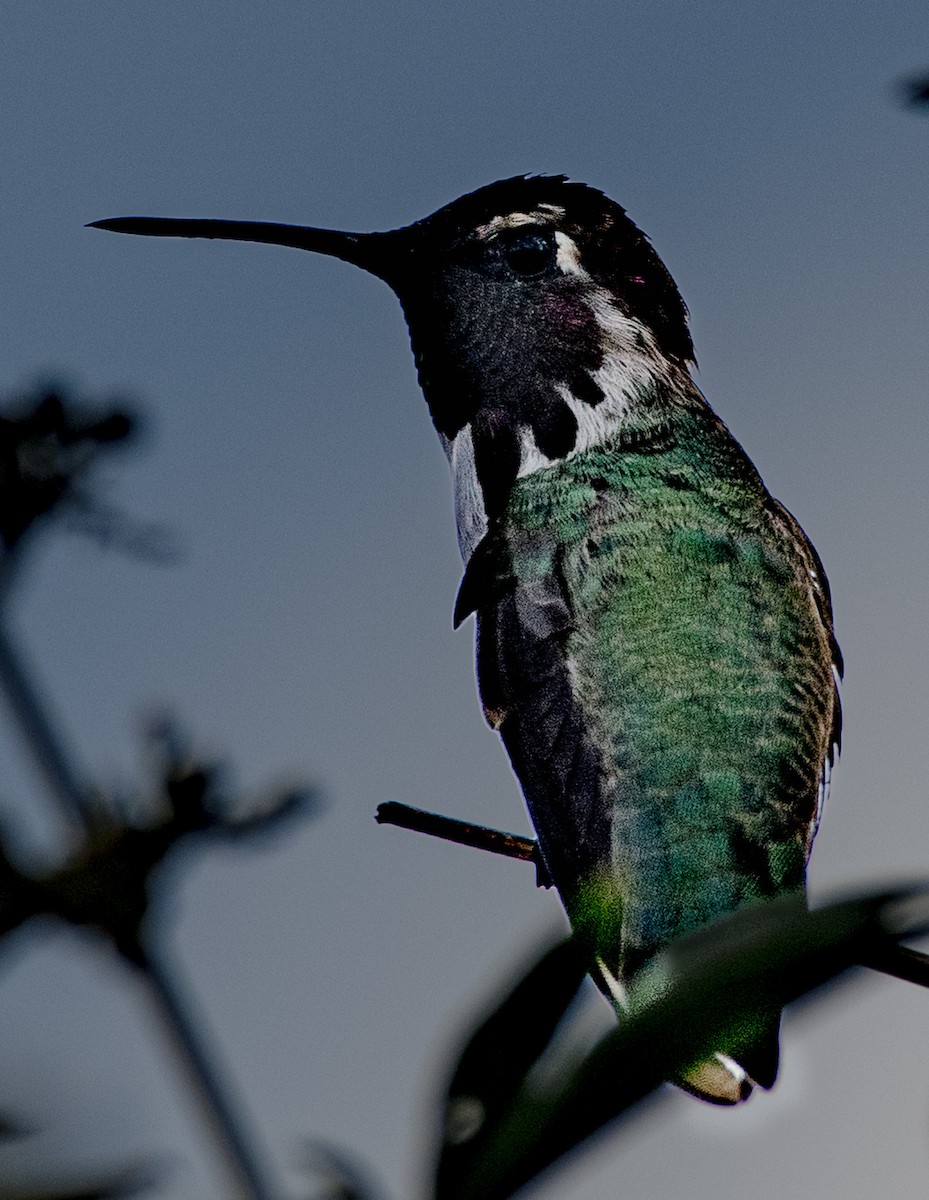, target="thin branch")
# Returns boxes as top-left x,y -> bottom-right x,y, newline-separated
376,801 -> 551,887
377,803 -> 929,988
0,620 -> 98,830
859,943 -> 929,988
136,941 -> 279,1200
